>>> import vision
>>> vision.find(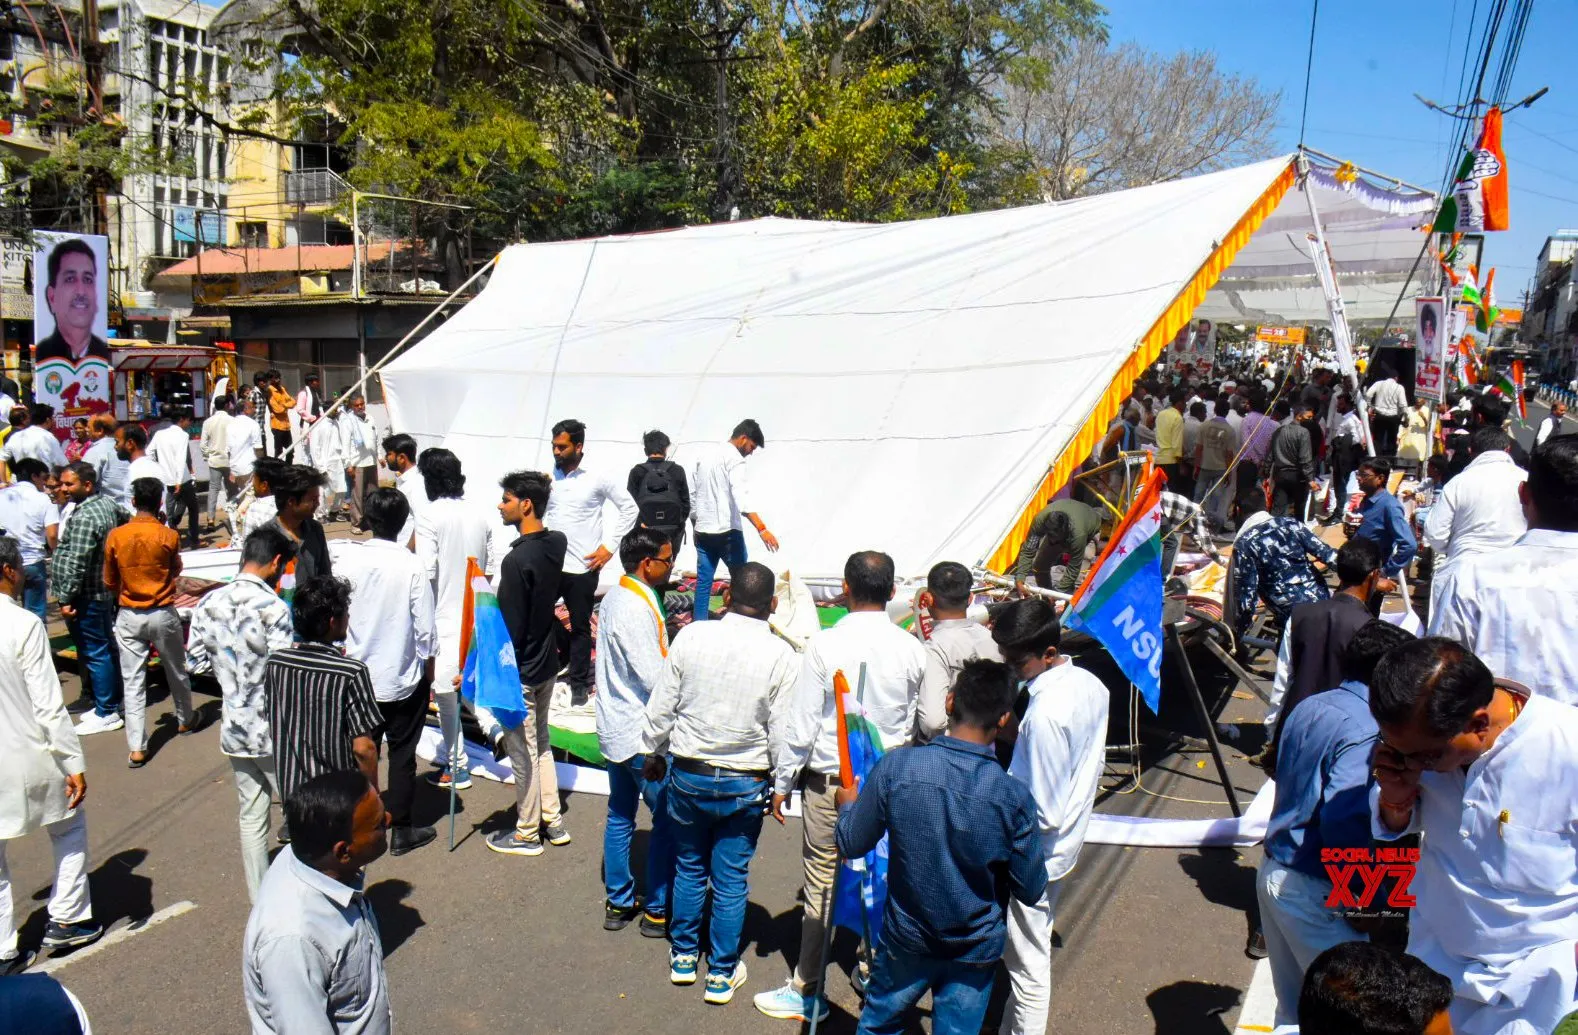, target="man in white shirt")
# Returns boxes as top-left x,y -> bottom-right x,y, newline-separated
990,598 -> 1110,1035
543,418 -> 638,707
641,561 -> 798,1004
1431,434 -> 1578,704
303,395 -> 346,522
0,536 -> 102,975
915,561 -> 1000,742
1422,426 -> 1527,618
82,414 -> 129,509
756,551 -> 925,1022
227,396 -> 264,491
147,406 -> 201,549
1535,400 -> 1566,446
337,488 -> 438,857
595,527 -> 675,935
2,405 -> 68,473
685,419 -> 780,624
1364,368 -> 1408,458
0,458 -> 59,622
1370,638 -> 1578,1033
116,424 -> 163,493
383,433 -> 423,548
339,395 -> 379,531
413,448 -> 496,791
200,396 -> 233,530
